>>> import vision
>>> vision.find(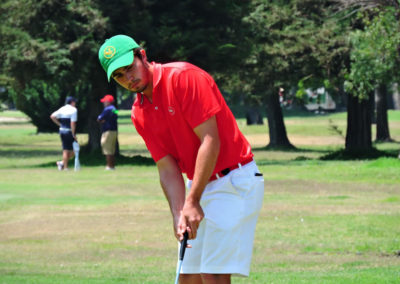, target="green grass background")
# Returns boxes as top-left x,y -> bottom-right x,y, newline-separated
0,110 -> 399,283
